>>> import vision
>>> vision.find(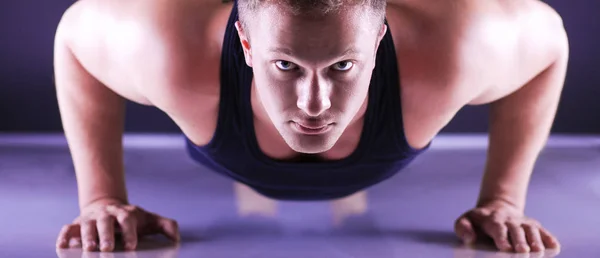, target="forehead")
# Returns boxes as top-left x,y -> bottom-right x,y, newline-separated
248,5 -> 378,56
